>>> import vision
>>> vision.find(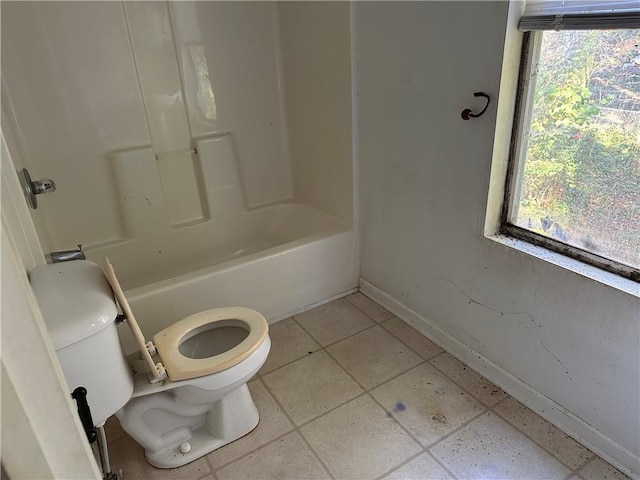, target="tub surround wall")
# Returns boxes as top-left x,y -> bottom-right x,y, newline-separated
1,1 -> 293,253
102,135 -> 252,288
278,2 -> 354,227
123,1 -> 206,228
2,1 -> 356,332
193,1 -> 292,209
2,1 -> 145,251
356,2 -> 639,476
